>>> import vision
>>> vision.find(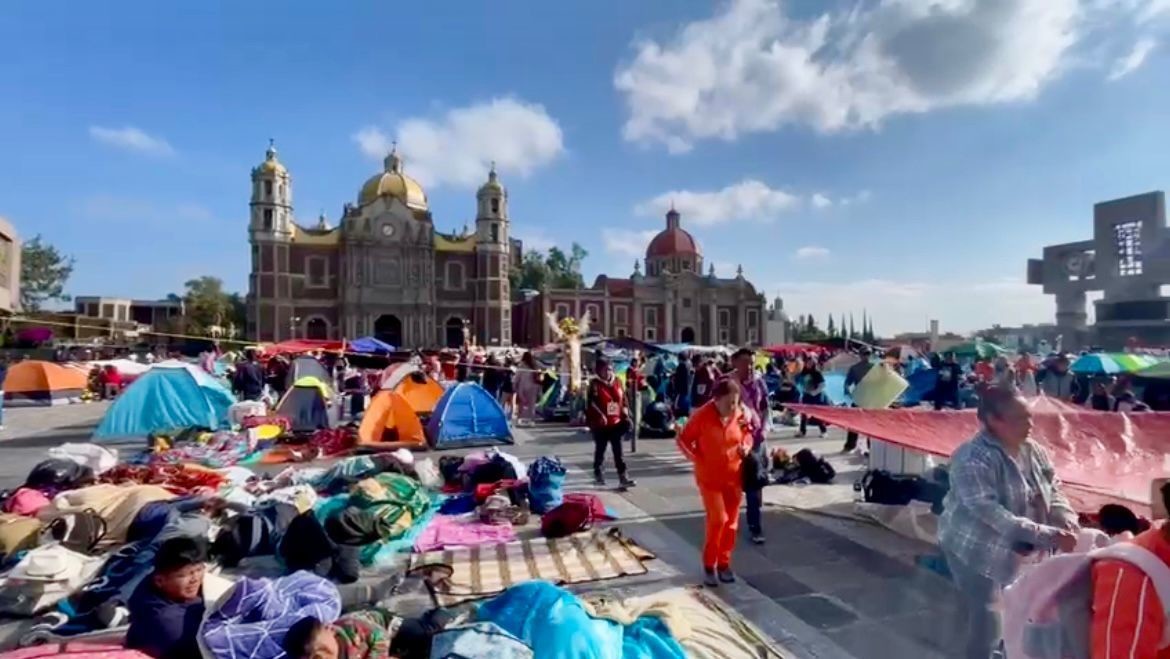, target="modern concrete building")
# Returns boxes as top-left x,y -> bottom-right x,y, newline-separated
74,296 -> 185,328
1027,191 -> 1170,349
0,216 -> 21,314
